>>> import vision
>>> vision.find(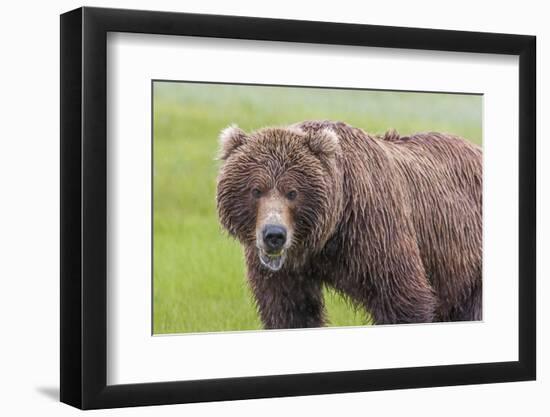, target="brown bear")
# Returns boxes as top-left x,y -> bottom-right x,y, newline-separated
216,120 -> 482,328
